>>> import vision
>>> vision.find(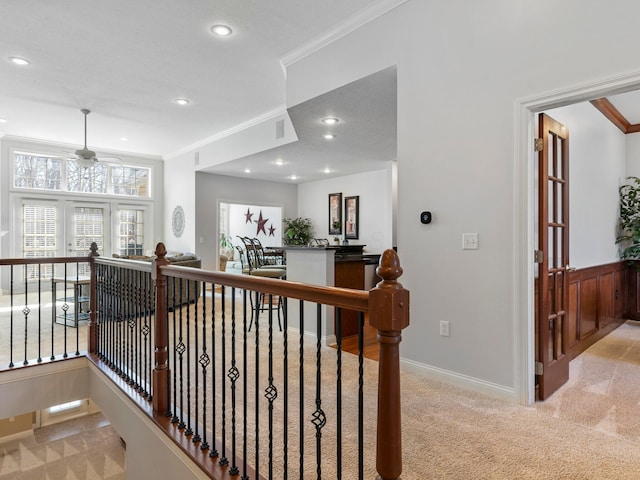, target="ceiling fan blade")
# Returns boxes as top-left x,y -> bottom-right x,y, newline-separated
96,156 -> 123,165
